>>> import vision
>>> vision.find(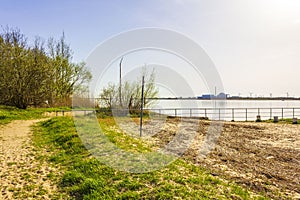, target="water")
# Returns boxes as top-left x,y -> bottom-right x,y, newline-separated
150,99 -> 300,121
